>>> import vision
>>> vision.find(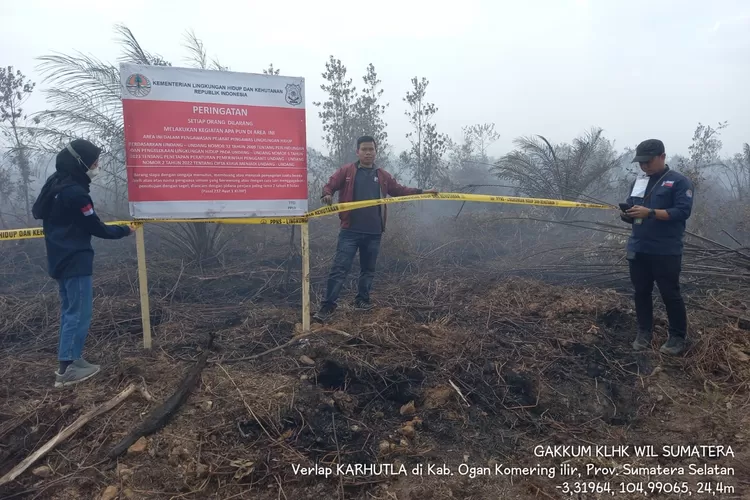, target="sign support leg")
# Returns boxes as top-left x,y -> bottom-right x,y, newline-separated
135,225 -> 152,349
301,222 -> 311,333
